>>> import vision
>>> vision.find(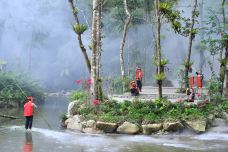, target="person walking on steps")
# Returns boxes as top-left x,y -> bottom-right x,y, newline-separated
135,66 -> 143,92
24,96 -> 37,131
